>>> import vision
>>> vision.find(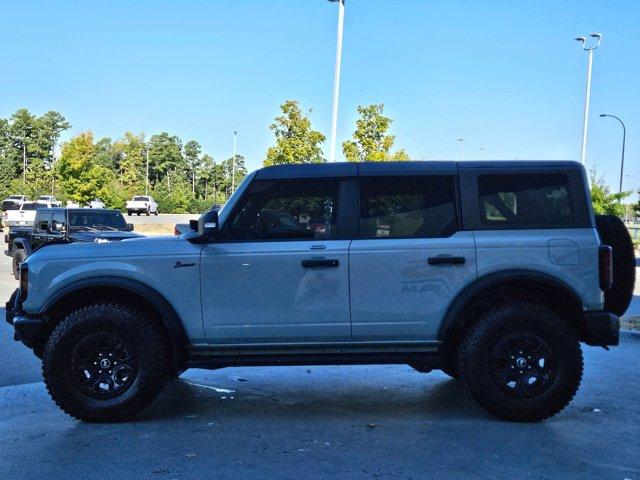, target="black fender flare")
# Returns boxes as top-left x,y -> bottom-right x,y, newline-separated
437,269 -> 584,341
40,276 -> 189,360
12,237 -> 32,255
